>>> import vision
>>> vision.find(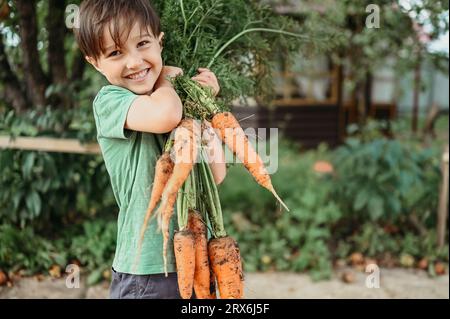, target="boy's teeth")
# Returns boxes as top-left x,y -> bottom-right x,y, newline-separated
129,69 -> 148,79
